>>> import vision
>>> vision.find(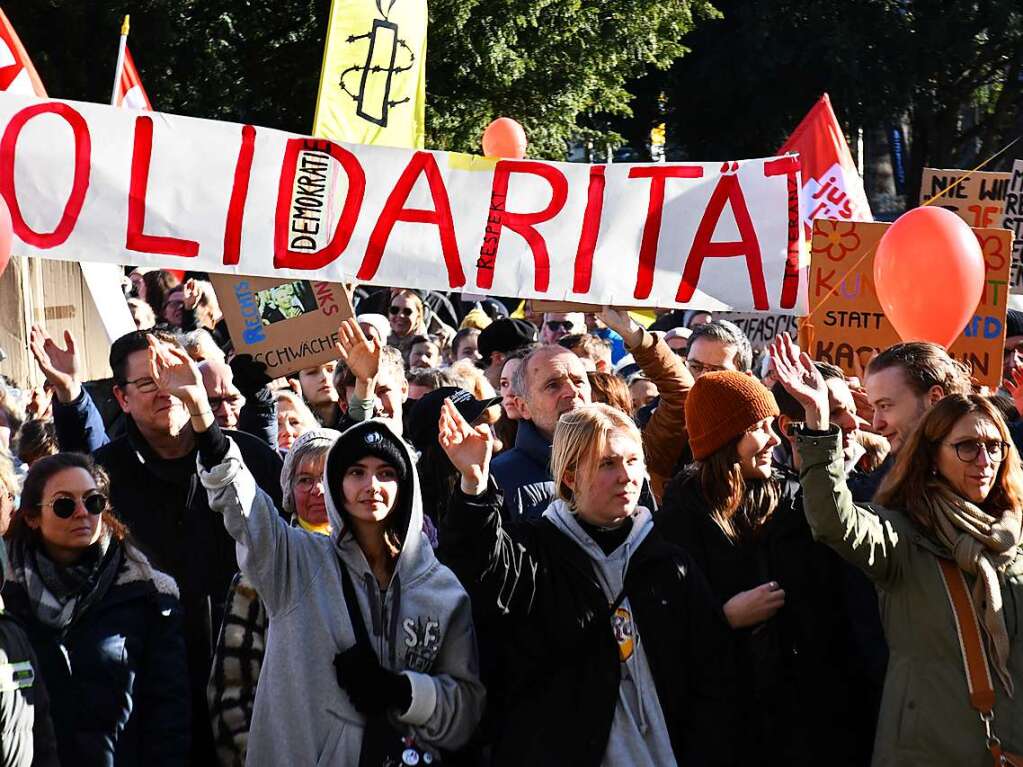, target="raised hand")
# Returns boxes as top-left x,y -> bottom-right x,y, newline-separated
598,306 -> 643,348
438,398 -> 493,495
769,332 -> 829,430
147,337 -> 207,414
335,318 -> 380,383
28,325 -> 81,403
1004,368 -> 1023,416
